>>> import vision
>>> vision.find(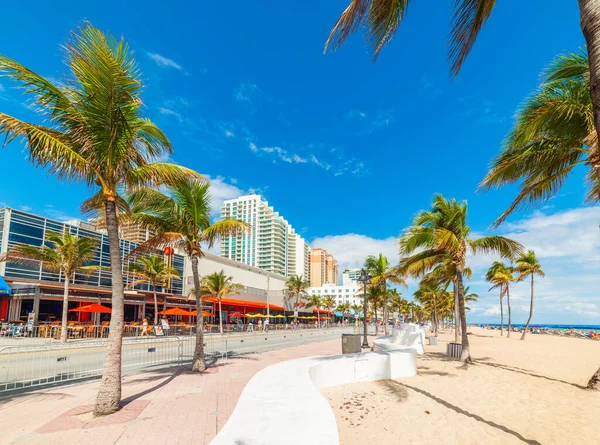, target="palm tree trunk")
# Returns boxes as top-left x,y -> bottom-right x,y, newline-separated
587,367 -> 600,389
456,272 -> 472,363
433,296 -> 438,336
521,275 -> 535,340
153,289 -> 158,326
94,199 -> 125,416
579,0 -> 600,145
382,280 -> 388,336
316,309 -> 320,328
190,255 -> 206,372
453,279 -> 460,343
218,299 -> 223,334
506,284 -> 512,338
60,278 -> 70,343
294,293 -> 299,325
374,302 -> 379,335
499,291 -> 504,336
